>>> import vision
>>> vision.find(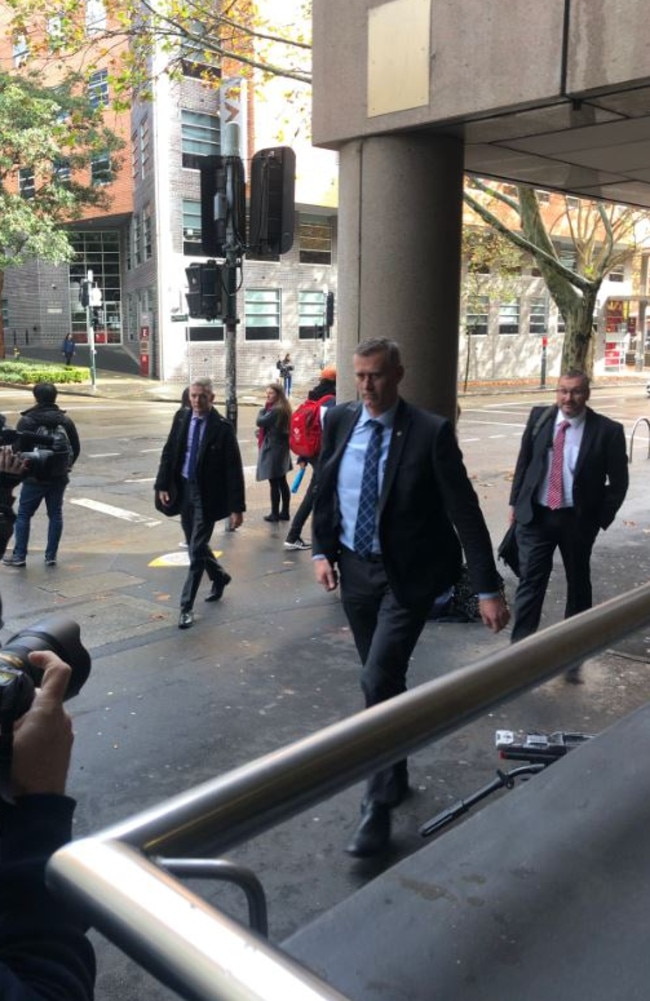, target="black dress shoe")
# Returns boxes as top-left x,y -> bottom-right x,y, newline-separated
345,803 -> 391,857
264,513 -> 279,522
205,573 -> 232,602
278,512 -> 290,521
564,666 -> 584,684
178,610 -> 194,629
